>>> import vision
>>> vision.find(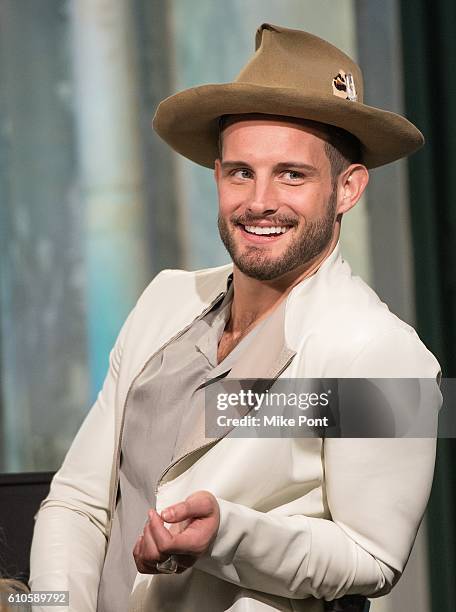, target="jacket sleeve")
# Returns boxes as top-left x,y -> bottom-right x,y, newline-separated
195,328 -> 442,601
29,304 -> 136,612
